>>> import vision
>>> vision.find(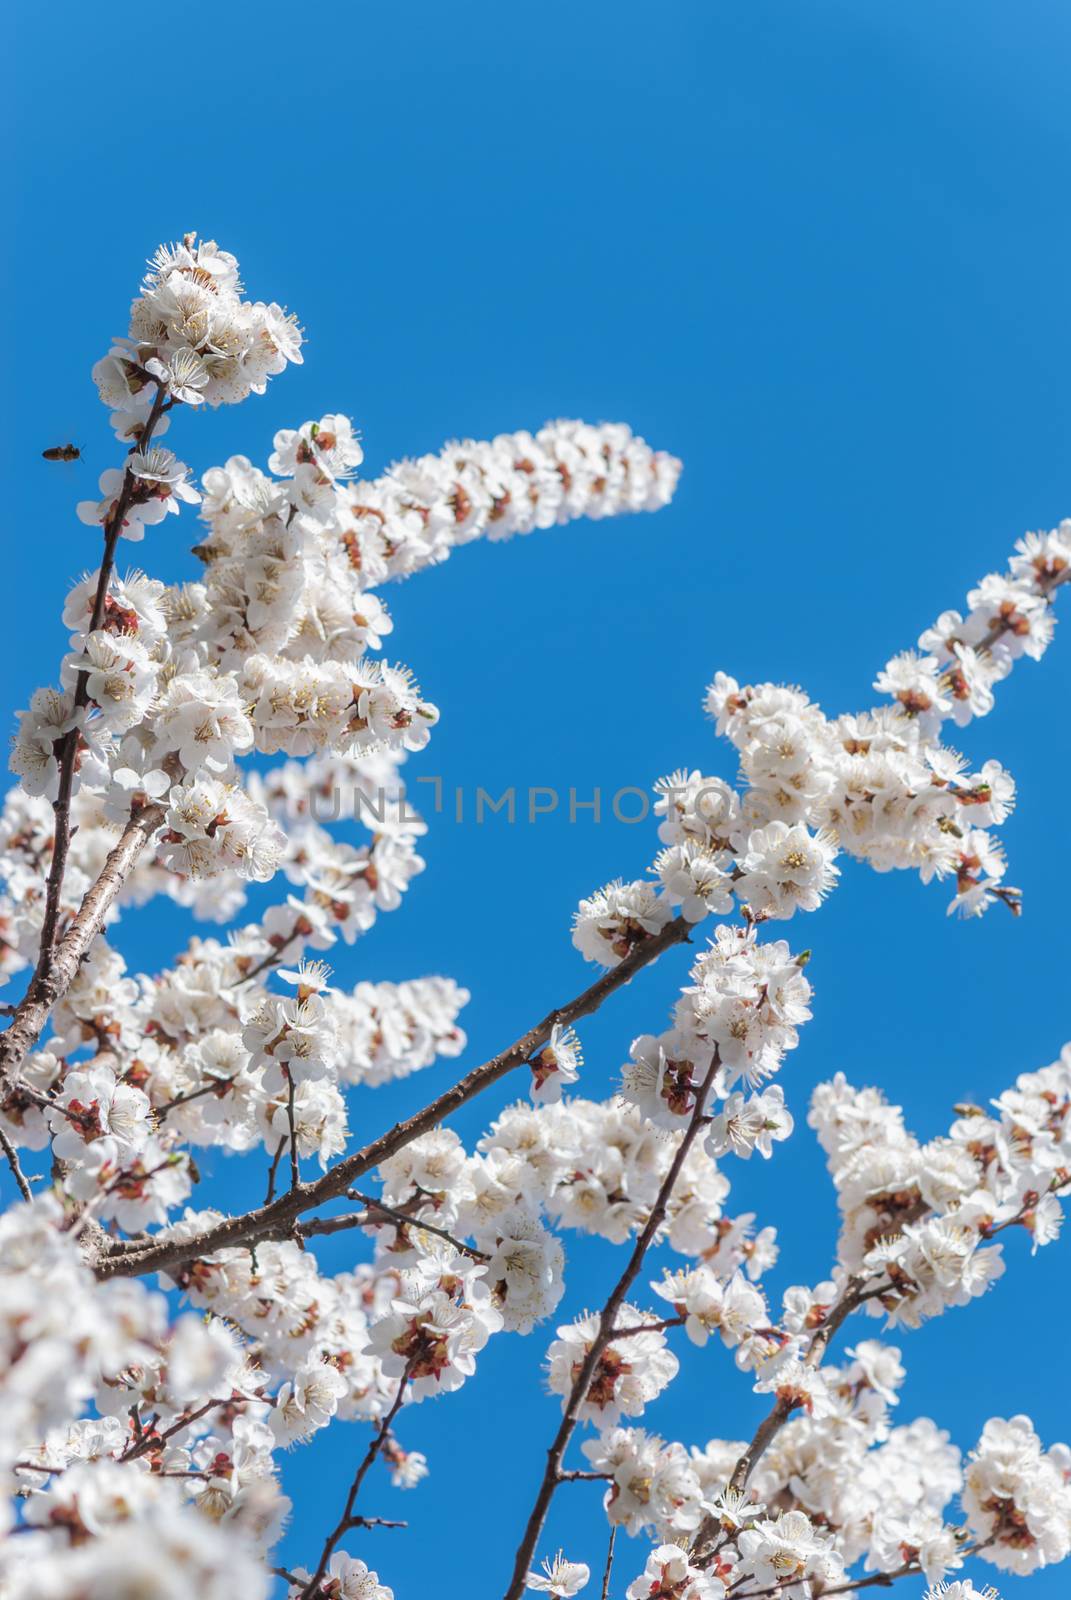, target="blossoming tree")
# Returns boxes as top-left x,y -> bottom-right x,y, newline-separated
0,235 -> 1068,1600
